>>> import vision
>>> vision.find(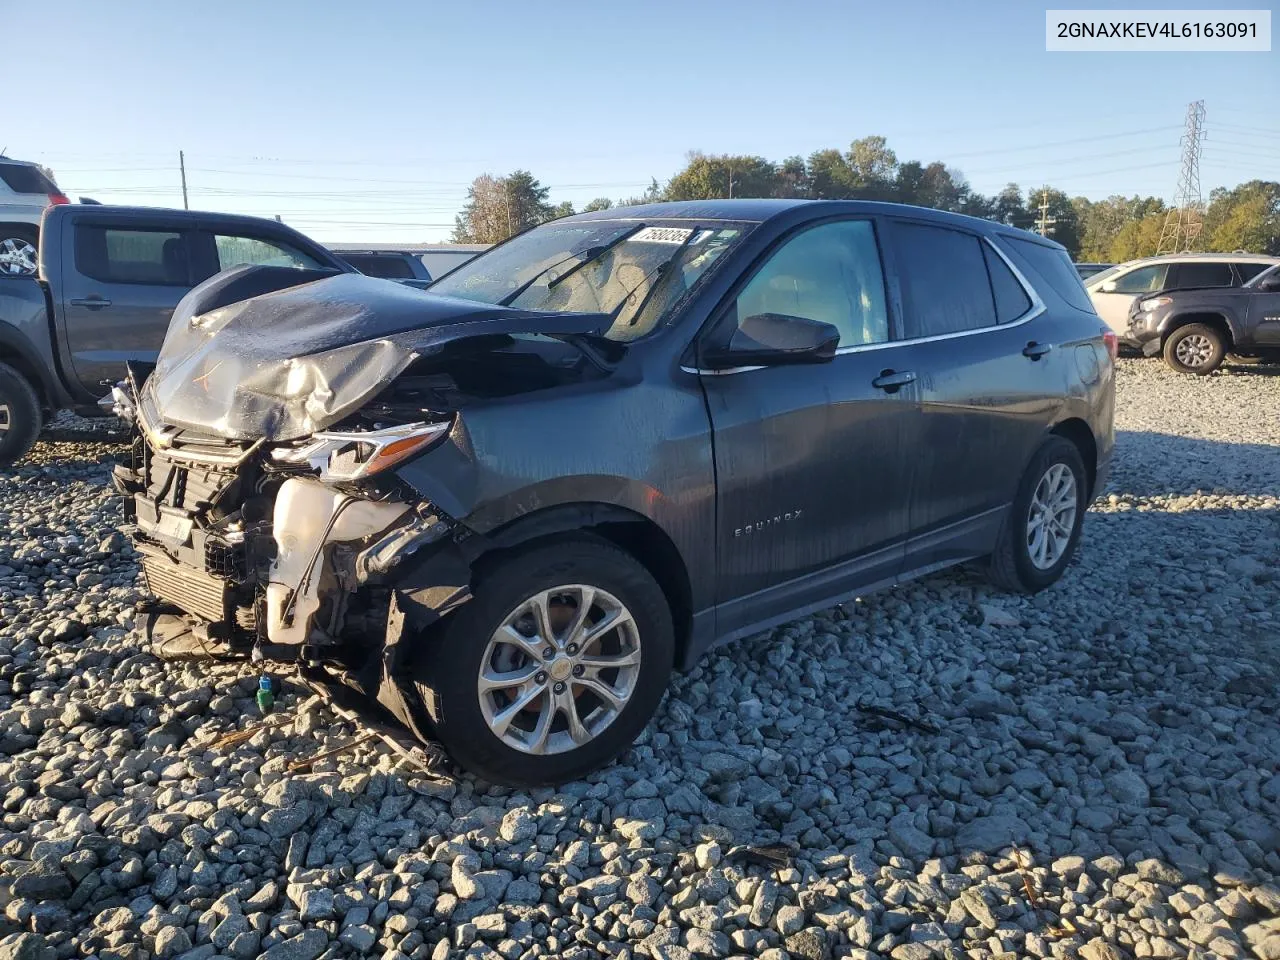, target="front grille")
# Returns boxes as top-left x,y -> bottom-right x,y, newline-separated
138,543 -> 230,624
